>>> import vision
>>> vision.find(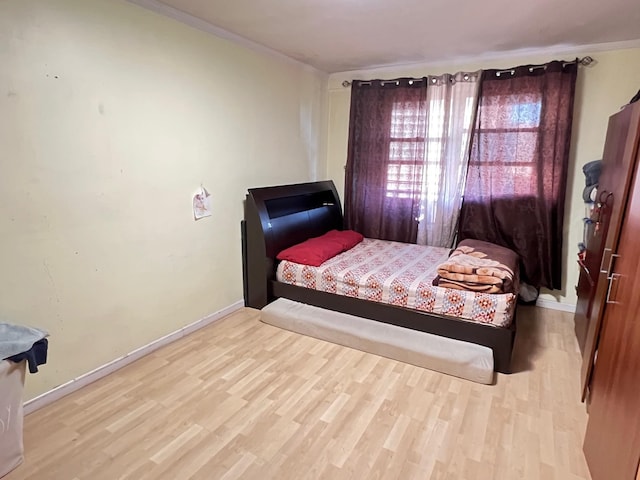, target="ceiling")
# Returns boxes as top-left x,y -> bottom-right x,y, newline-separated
149,0 -> 640,73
